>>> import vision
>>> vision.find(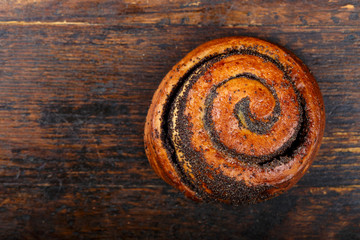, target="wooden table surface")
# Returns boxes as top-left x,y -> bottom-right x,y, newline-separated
0,0 -> 359,239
